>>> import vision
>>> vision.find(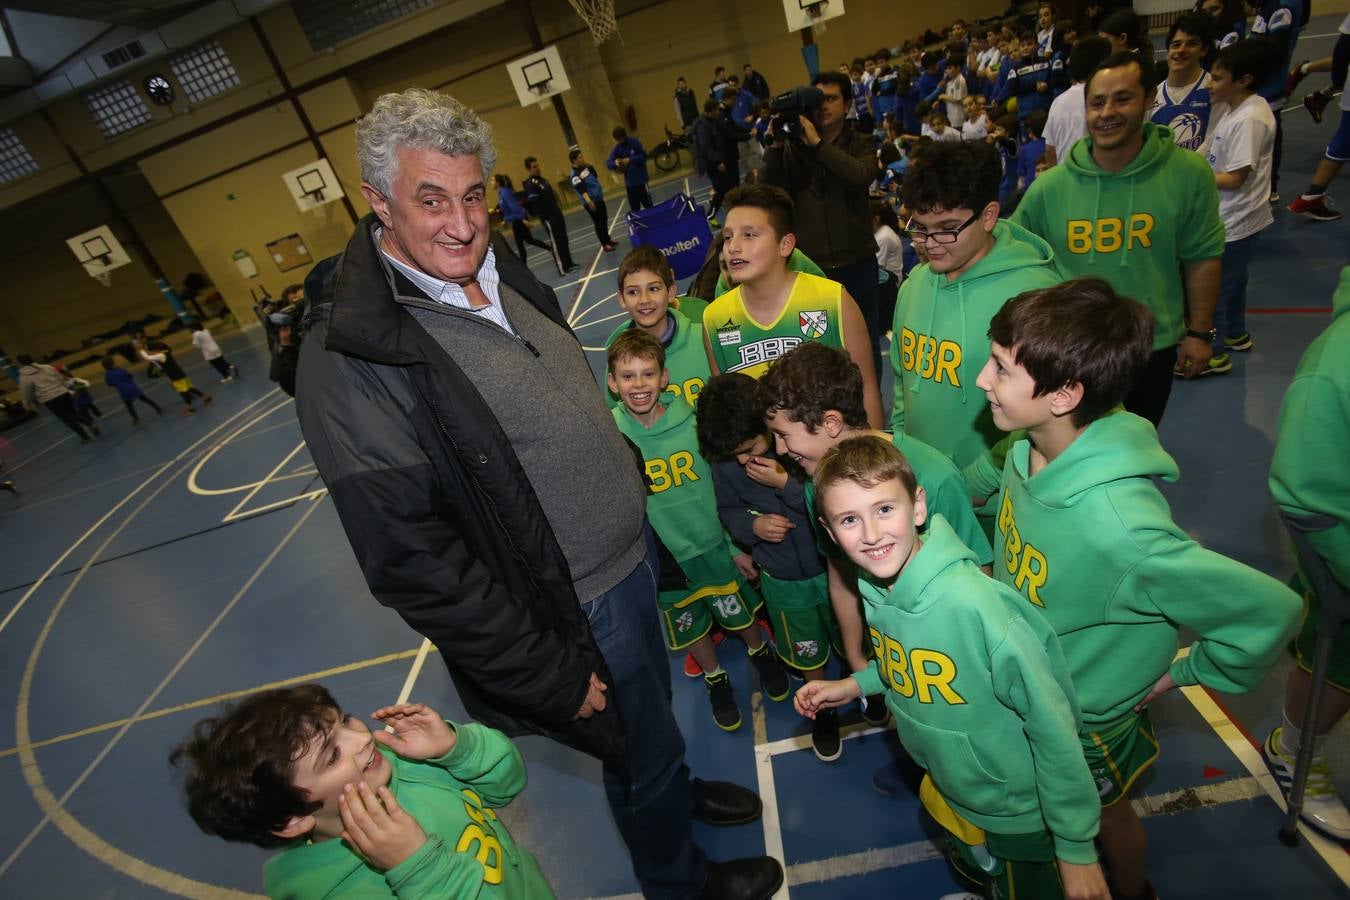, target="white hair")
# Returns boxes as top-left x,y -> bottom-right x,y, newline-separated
355,88 -> 497,198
